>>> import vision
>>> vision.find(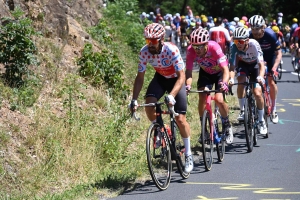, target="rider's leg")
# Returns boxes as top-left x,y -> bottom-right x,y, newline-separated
268,76 -> 278,113
253,86 -> 265,121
